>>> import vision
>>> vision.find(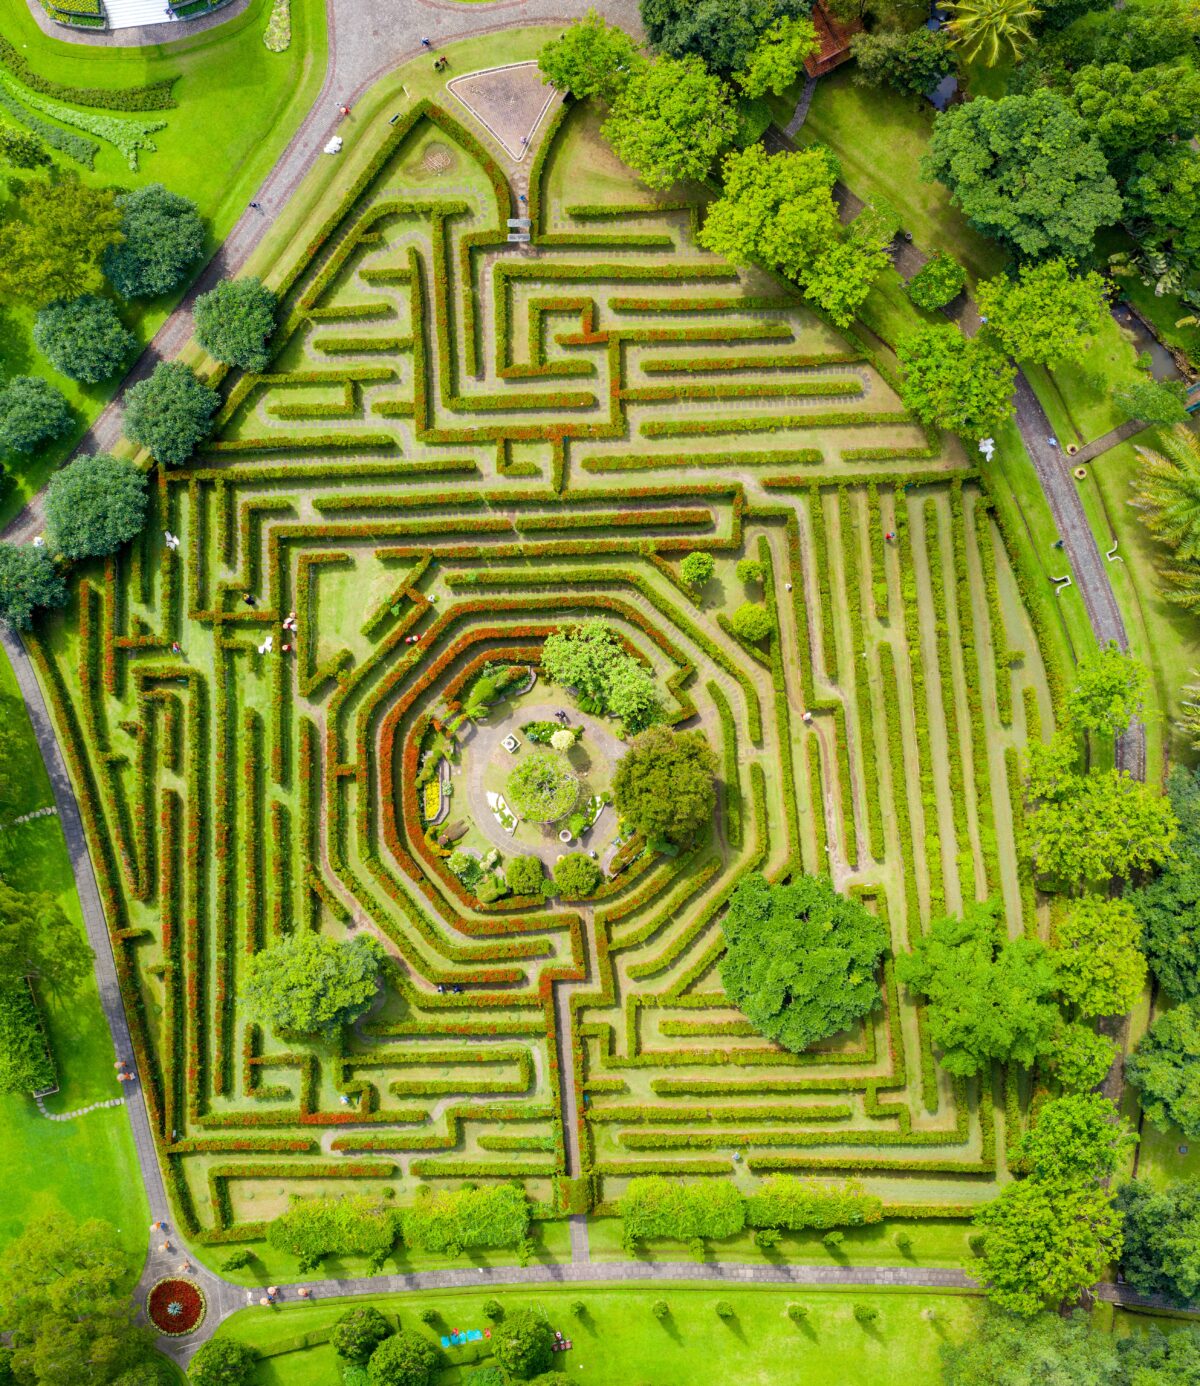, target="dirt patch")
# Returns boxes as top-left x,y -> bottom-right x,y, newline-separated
422,141 -> 456,176
448,61 -> 557,160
